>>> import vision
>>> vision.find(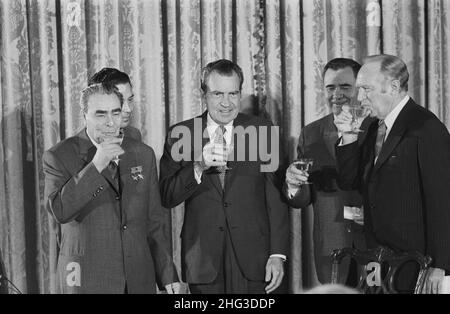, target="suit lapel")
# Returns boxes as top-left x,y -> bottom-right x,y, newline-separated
77,129 -> 96,167
224,113 -> 249,194
118,138 -> 136,224
197,112 -> 224,195
373,101 -> 412,172
322,114 -> 339,160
